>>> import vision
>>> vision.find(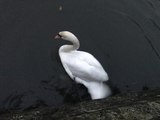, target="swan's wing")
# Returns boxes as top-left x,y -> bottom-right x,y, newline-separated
77,51 -> 104,68
60,51 -> 109,82
62,63 -> 75,79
